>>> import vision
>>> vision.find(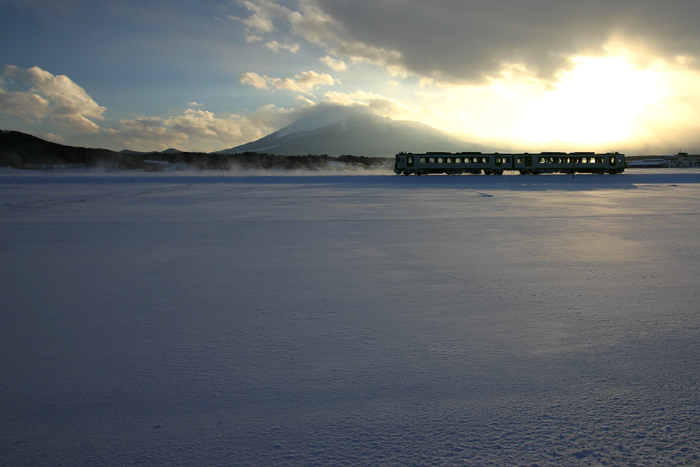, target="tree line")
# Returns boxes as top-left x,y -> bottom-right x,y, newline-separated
0,130 -> 391,171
